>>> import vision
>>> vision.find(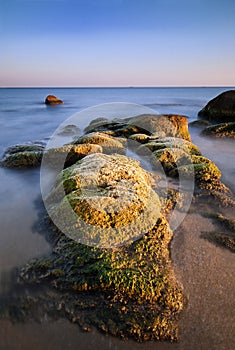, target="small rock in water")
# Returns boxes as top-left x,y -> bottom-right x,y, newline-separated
45,95 -> 64,105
